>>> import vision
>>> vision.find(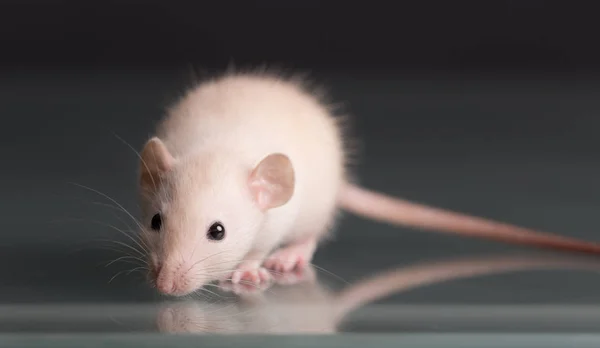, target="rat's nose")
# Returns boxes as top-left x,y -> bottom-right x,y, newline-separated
156,276 -> 176,295
155,266 -> 178,295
